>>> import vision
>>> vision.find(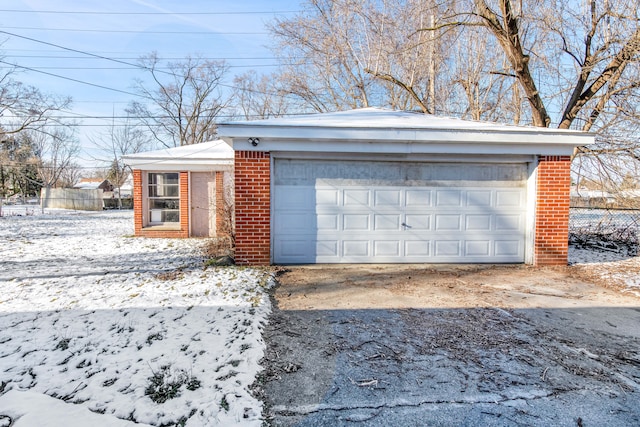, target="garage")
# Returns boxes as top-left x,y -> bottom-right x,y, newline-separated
273,159 -> 527,263
218,107 -> 592,266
